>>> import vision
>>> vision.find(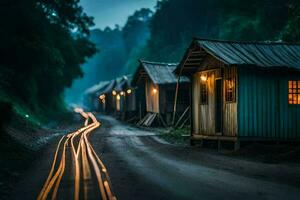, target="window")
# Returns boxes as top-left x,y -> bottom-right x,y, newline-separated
200,82 -> 208,104
225,68 -> 236,102
288,80 -> 300,105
